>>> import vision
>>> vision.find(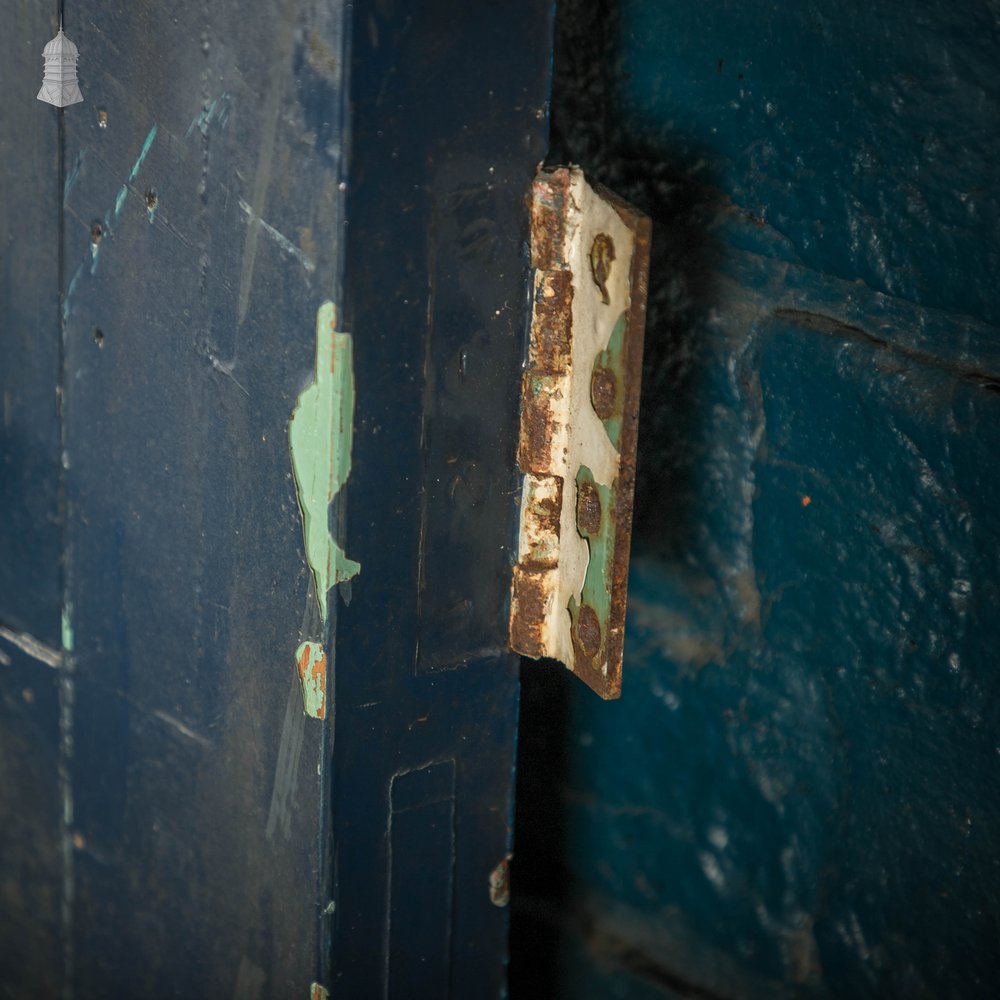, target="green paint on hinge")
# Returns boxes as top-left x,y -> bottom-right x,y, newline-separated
295,641 -> 327,719
289,302 -> 361,625
568,466 -> 615,662
61,603 -> 74,653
